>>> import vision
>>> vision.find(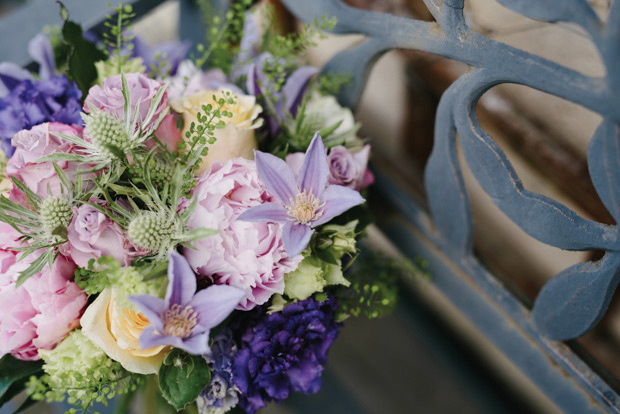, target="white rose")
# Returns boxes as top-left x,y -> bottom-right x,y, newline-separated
171,88 -> 263,174
80,288 -> 168,374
